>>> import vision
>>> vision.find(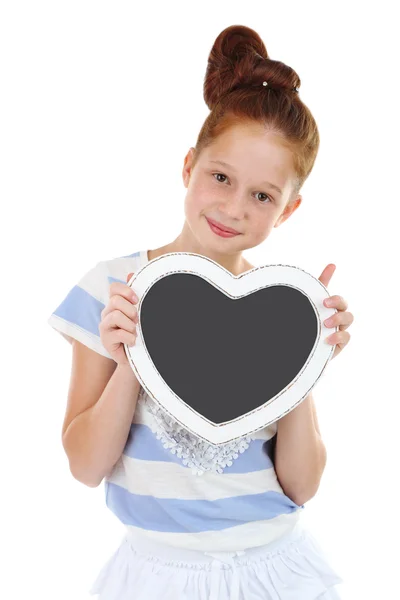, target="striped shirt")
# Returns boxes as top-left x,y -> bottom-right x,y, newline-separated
48,249 -> 304,552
